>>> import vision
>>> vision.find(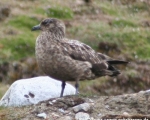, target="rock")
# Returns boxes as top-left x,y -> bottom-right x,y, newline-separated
58,108 -> 65,113
123,112 -> 130,116
0,76 -> 76,107
58,116 -> 73,120
48,96 -> 85,110
102,114 -> 150,119
73,103 -> 91,113
75,112 -> 90,120
51,113 -> 59,119
105,105 -> 110,110
2,91 -> 150,119
37,112 -> 47,119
